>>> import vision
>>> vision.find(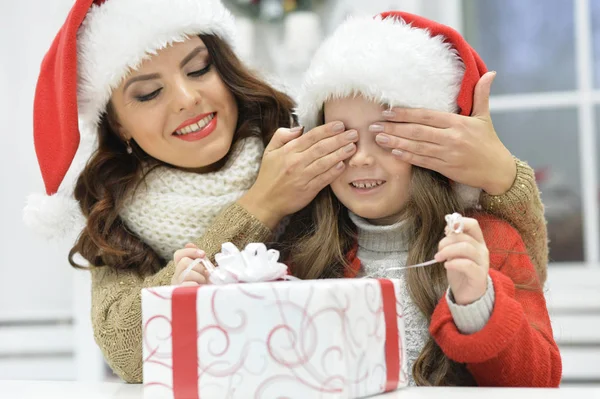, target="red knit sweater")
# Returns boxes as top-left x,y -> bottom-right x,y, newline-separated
344,213 -> 562,387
